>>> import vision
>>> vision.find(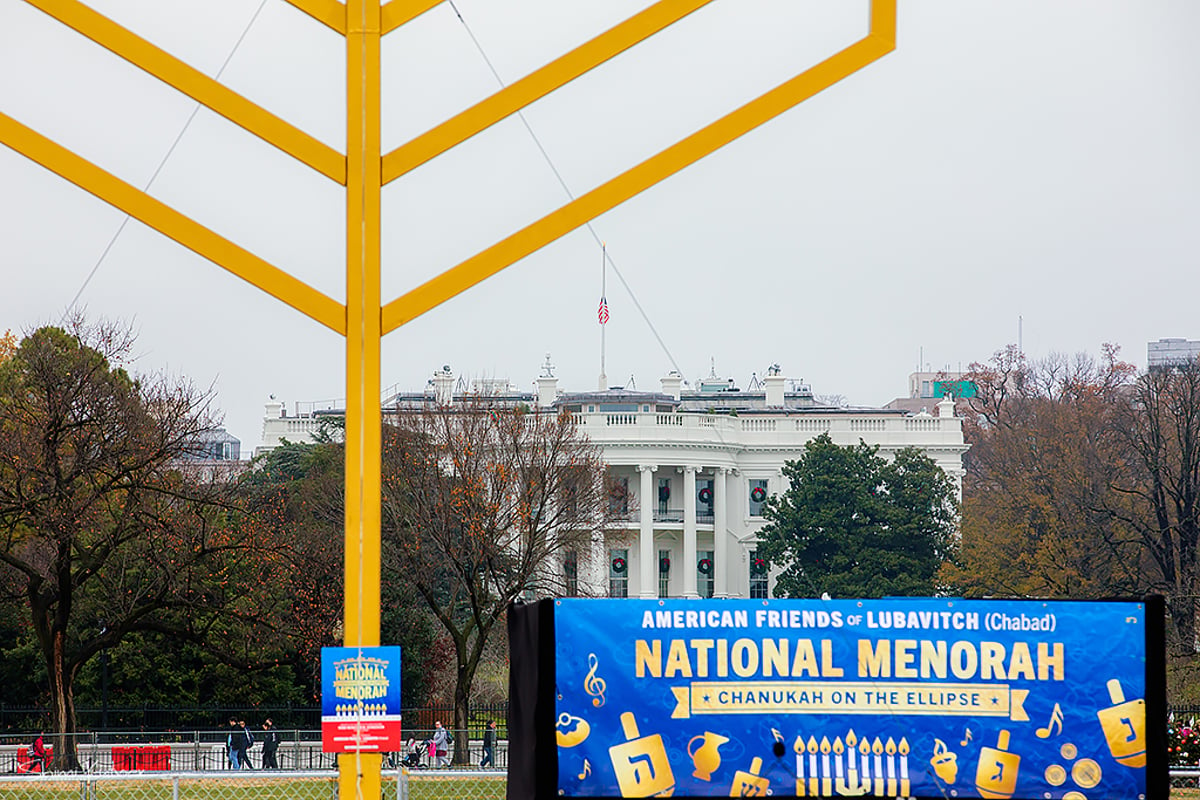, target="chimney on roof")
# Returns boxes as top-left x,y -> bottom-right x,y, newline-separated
764,364 -> 786,407
936,394 -> 956,418
433,365 -> 455,406
537,354 -> 558,407
661,371 -> 683,401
